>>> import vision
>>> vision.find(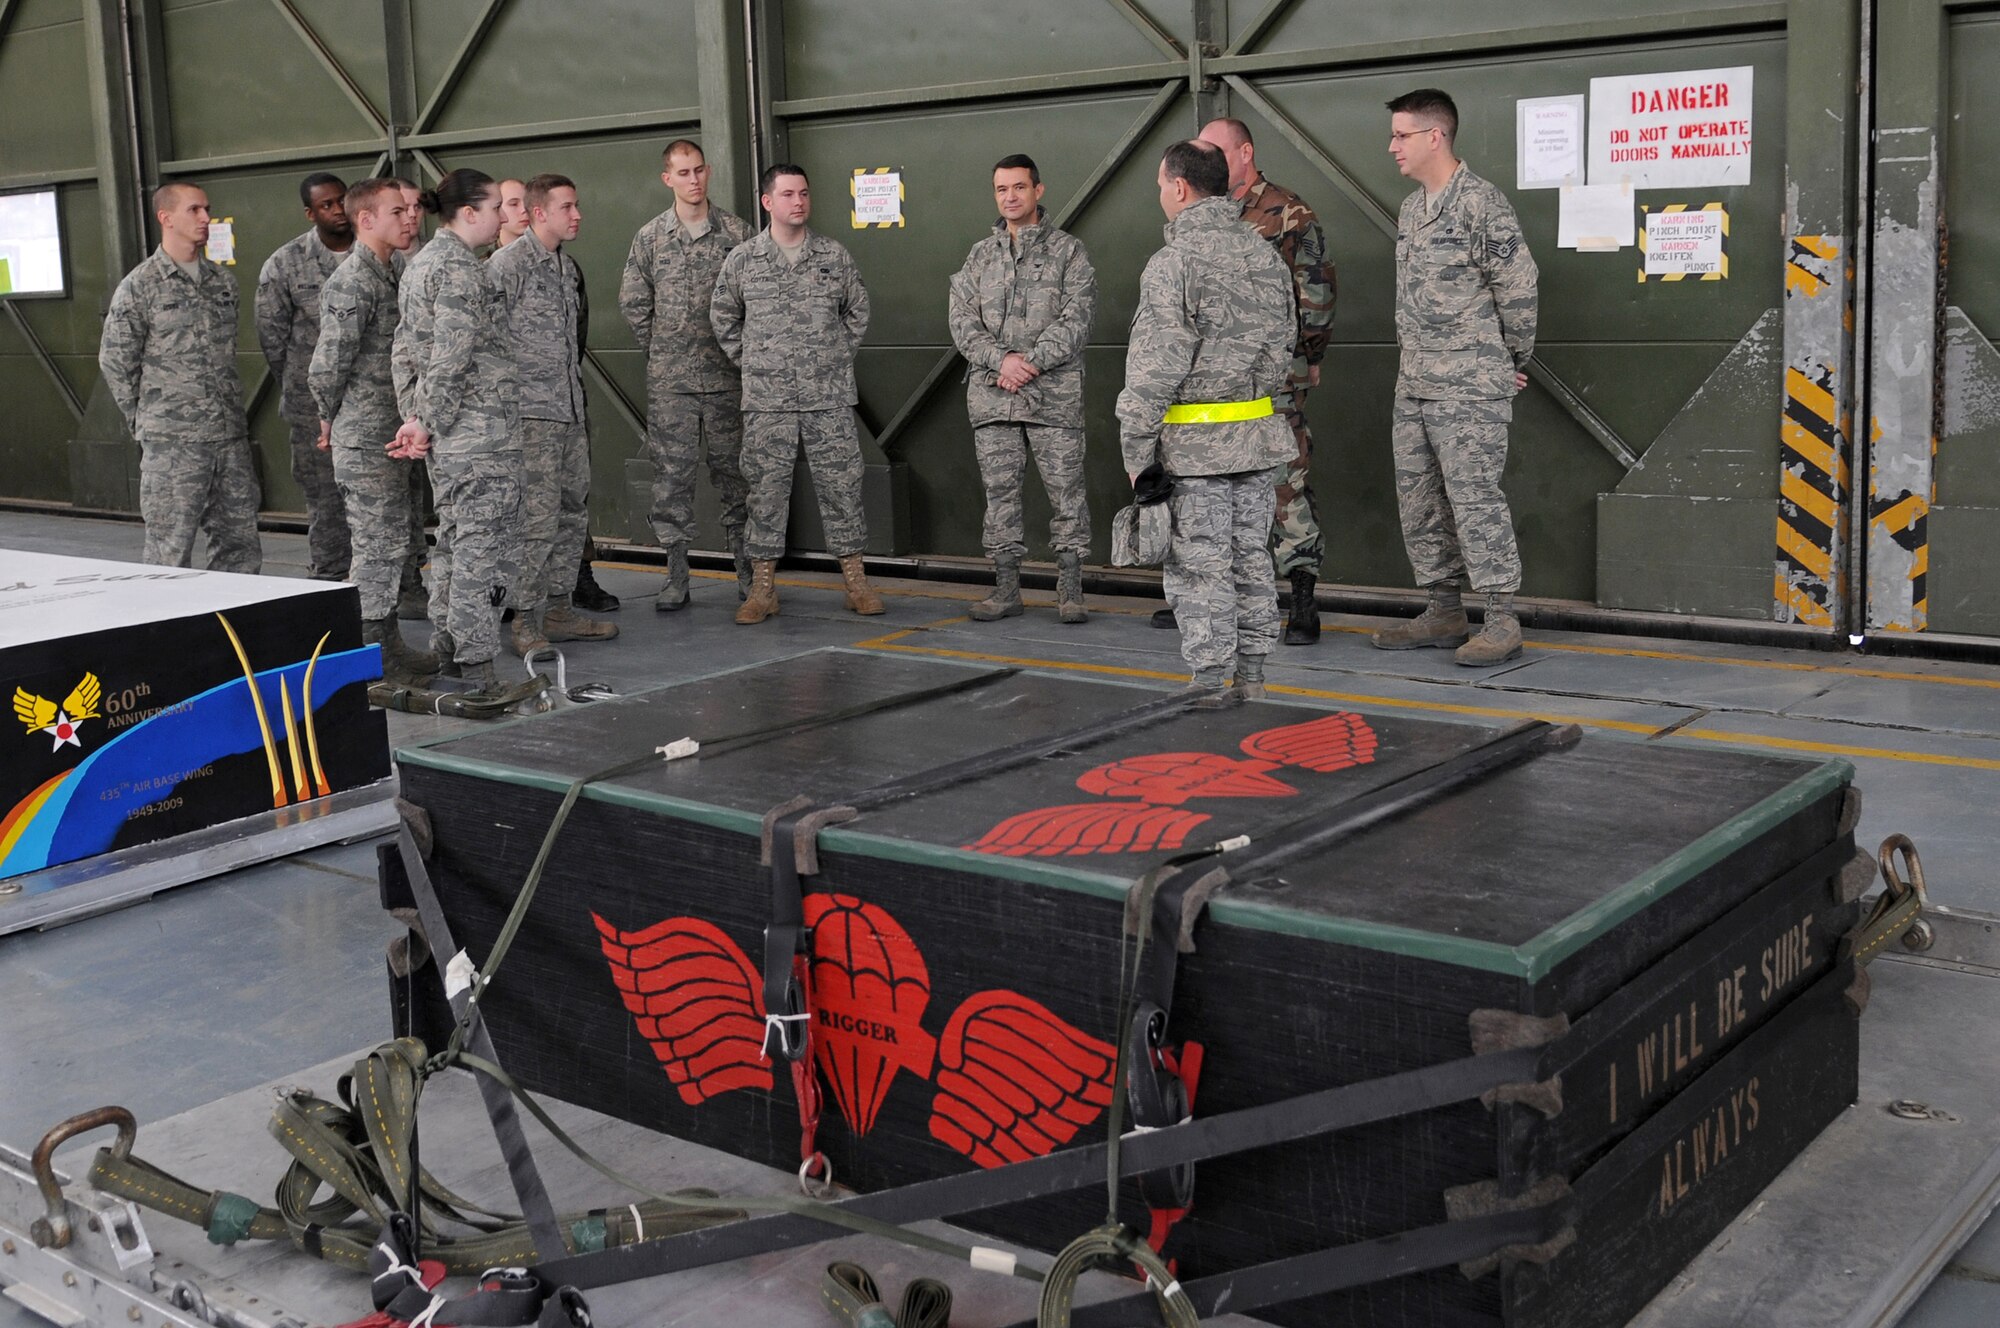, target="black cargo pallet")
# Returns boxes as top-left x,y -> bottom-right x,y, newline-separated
385,648 -> 1862,1326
